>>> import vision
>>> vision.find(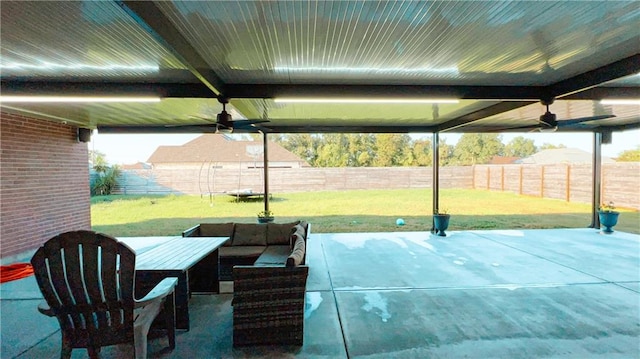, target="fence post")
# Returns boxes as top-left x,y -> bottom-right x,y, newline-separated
472,165 -> 476,189
486,167 -> 490,190
519,166 -> 523,195
501,166 -> 505,191
540,166 -> 545,197
565,164 -> 571,202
